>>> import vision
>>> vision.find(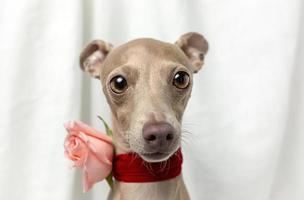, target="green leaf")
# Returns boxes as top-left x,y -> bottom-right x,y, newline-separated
105,172 -> 113,188
97,115 -> 113,137
97,115 -> 114,189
